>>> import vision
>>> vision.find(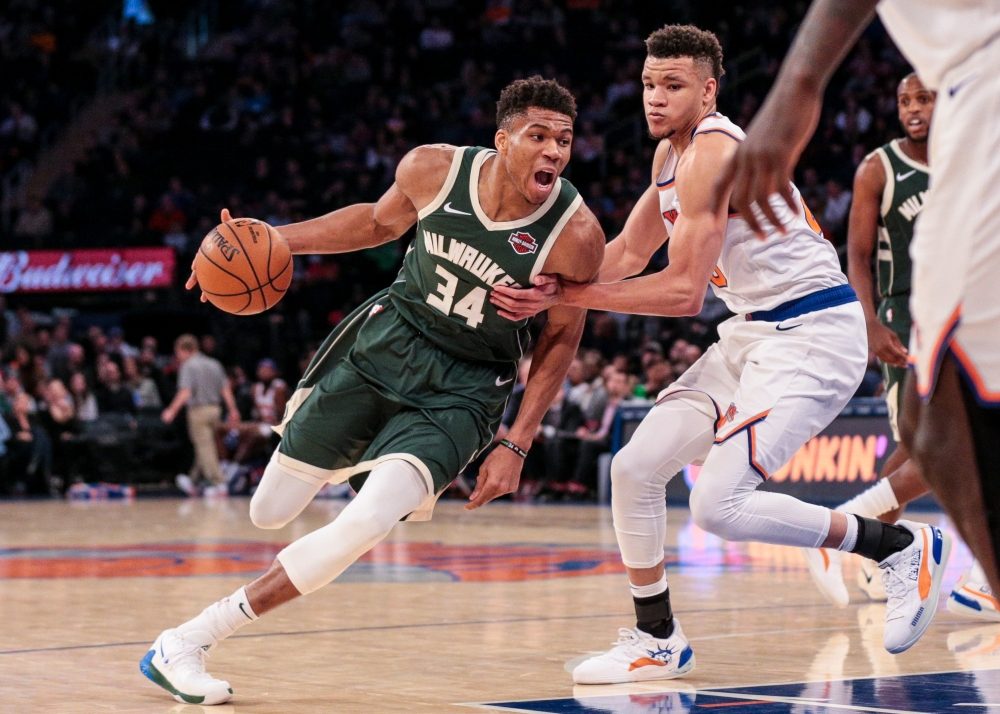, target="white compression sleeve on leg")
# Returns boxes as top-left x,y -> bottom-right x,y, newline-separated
611,396 -> 715,569
276,459 -> 430,594
249,453 -> 328,530
690,432 -> 832,548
